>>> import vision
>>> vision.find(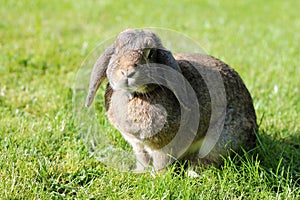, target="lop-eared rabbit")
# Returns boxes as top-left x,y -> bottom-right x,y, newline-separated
86,29 -> 257,174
